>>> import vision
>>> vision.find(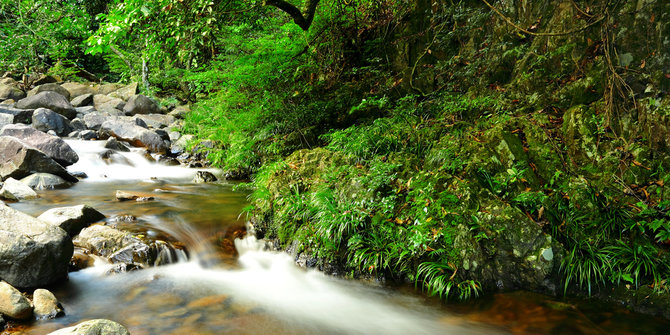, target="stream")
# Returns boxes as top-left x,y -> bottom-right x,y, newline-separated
4,140 -> 670,335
